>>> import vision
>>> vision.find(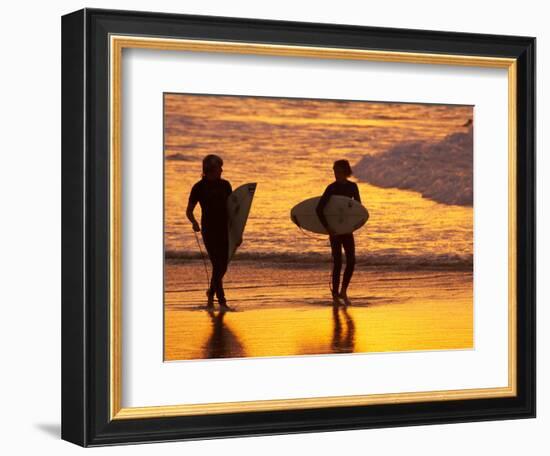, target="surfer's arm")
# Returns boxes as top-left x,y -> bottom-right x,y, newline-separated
185,201 -> 200,232
186,185 -> 201,232
316,187 -> 332,233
